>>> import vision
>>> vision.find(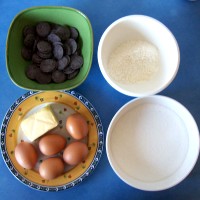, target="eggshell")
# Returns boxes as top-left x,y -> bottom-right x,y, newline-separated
15,142 -> 38,169
66,113 -> 89,140
39,134 -> 66,156
39,157 -> 65,180
63,142 -> 88,165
